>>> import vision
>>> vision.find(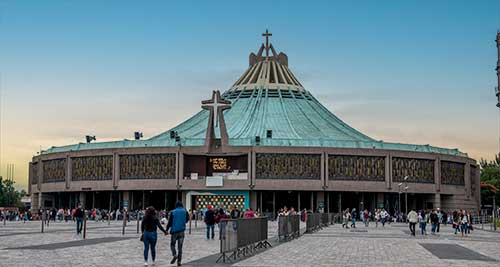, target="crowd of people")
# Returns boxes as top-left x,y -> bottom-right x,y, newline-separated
341,208 -> 391,228
339,207 -> 477,238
